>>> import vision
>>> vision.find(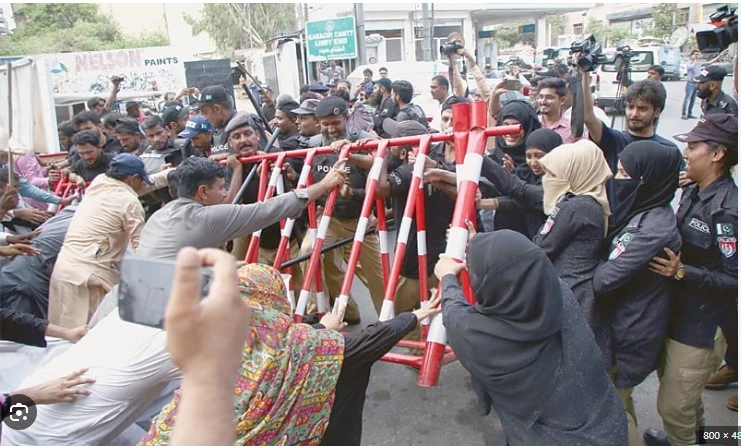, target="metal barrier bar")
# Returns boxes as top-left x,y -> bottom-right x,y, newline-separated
376,199 -> 390,290
293,146 -> 352,322
244,159 -> 275,263
378,135 -> 432,321
418,101 -> 490,388
336,140 -> 390,315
